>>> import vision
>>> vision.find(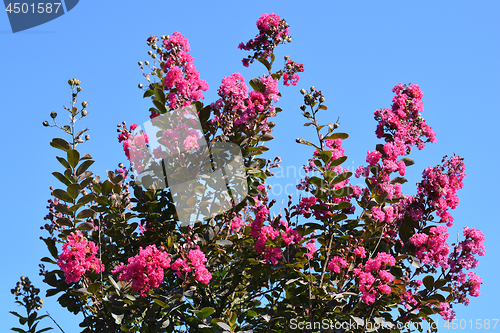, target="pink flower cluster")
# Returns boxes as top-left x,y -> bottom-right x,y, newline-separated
417,155 -> 466,226
435,302 -> 455,321
282,60 -> 304,86
409,225 -> 450,268
374,83 -> 436,154
446,227 -> 485,306
327,256 -> 347,273
356,83 -> 436,203
248,197 -> 307,265
212,73 -> 280,136
188,248 -> 212,285
449,227 -> 485,272
117,123 -> 151,173
353,252 -> 396,305
238,13 -> 291,67
57,231 -> 104,284
112,245 -> 171,297
160,32 -> 209,110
